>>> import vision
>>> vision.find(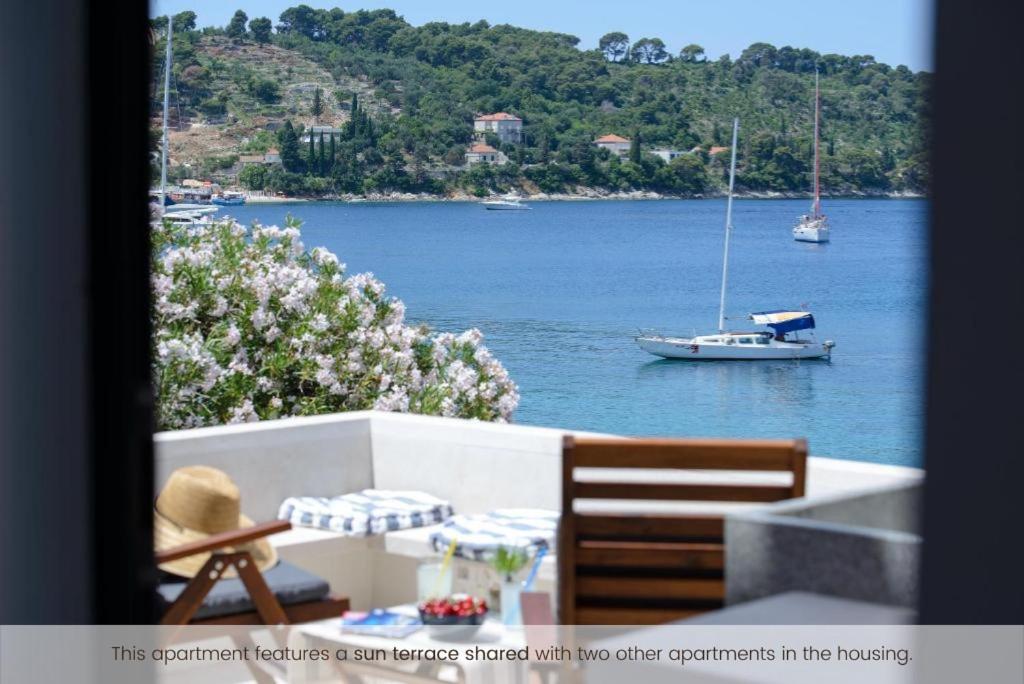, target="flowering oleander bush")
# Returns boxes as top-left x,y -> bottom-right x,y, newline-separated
152,217 -> 519,430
